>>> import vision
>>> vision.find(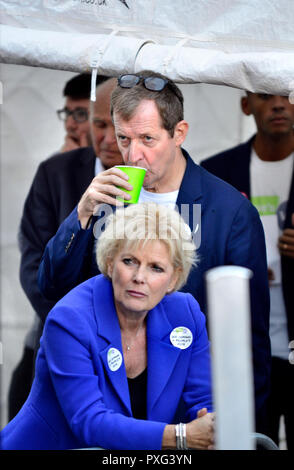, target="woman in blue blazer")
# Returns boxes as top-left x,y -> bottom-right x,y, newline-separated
1,203 -> 214,450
